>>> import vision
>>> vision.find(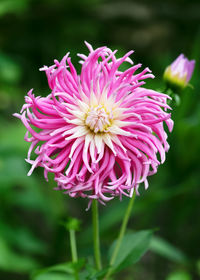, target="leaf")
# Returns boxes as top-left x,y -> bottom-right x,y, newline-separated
86,266 -> 110,280
197,259 -> 200,276
109,230 -> 153,273
0,223 -> 47,254
0,0 -> 30,17
78,263 -> 110,280
0,236 -> 39,272
0,154 -> 29,187
32,272 -> 74,280
0,122 -> 29,153
166,271 -> 192,280
32,259 -> 85,279
149,236 -> 188,264
32,263 -> 74,277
